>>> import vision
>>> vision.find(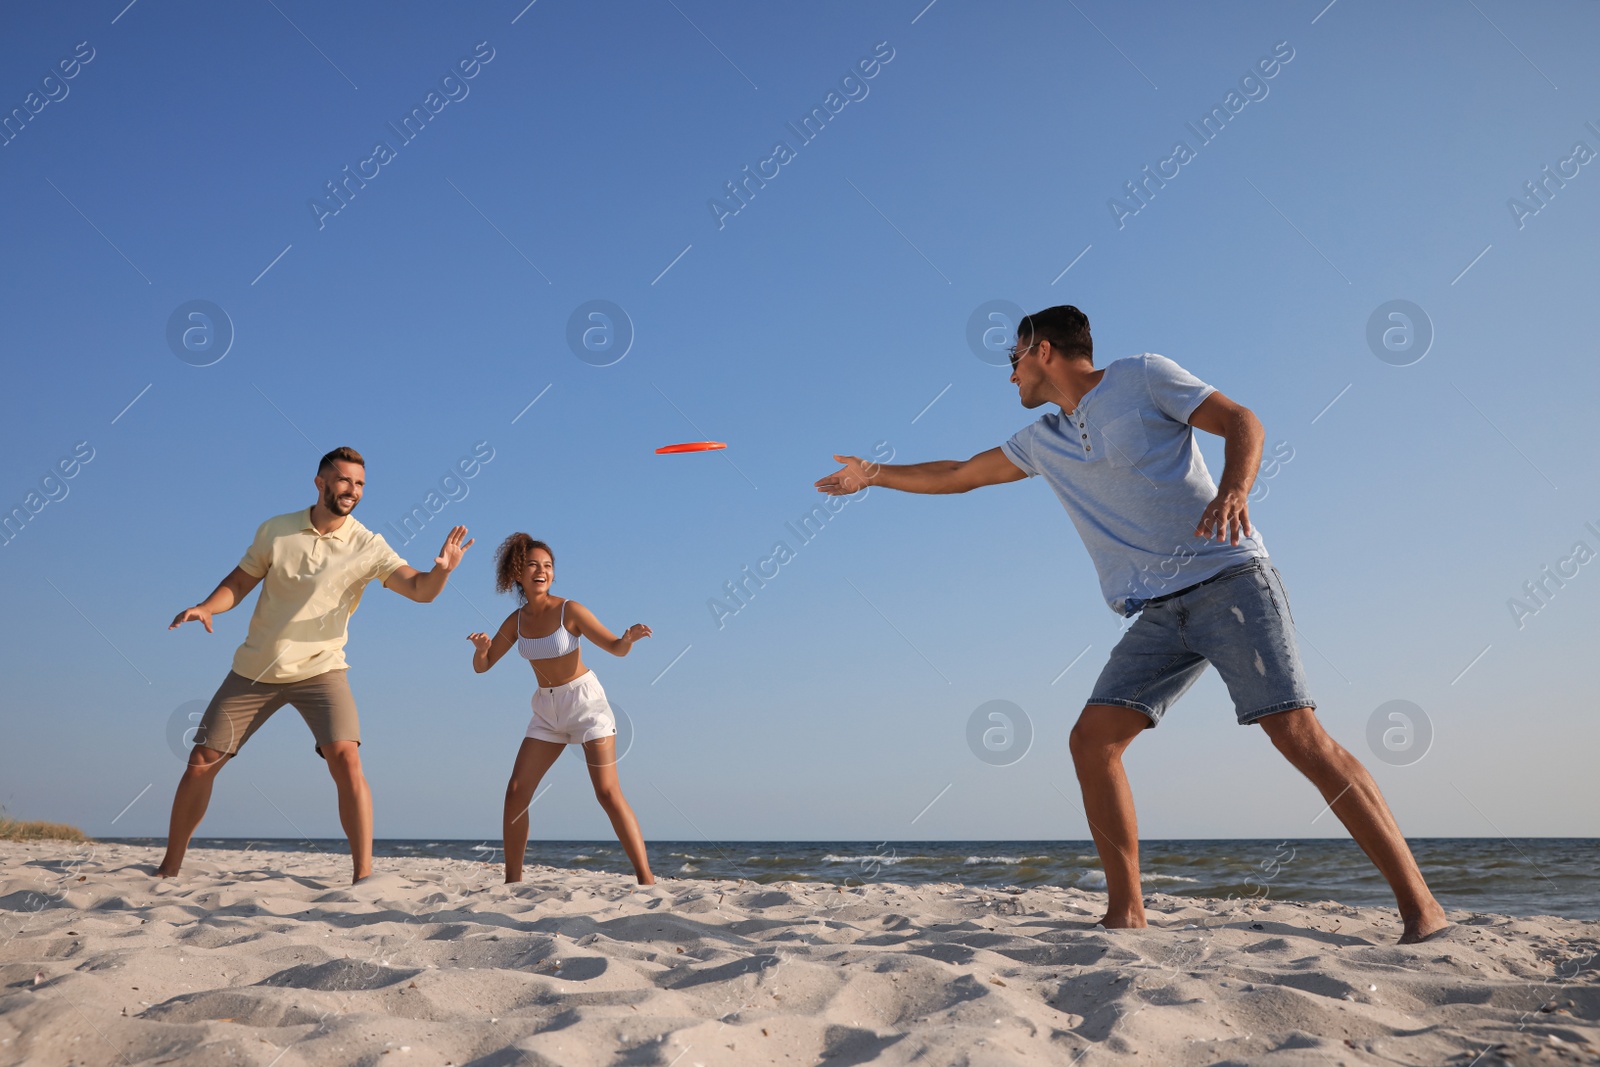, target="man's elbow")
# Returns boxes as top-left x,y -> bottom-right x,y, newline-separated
944,462 -> 978,494
1224,406 -> 1263,441
951,468 -> 1005,494
1227,402 -> 1260,427
388,579 -> 426,602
